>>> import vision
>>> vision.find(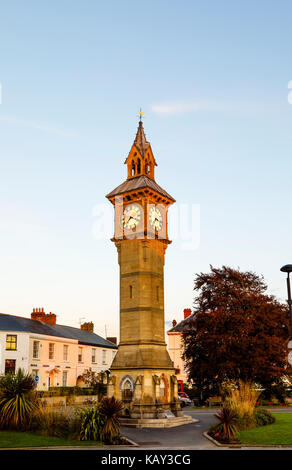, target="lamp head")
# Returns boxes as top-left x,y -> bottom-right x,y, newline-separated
280,264 -> 292,274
